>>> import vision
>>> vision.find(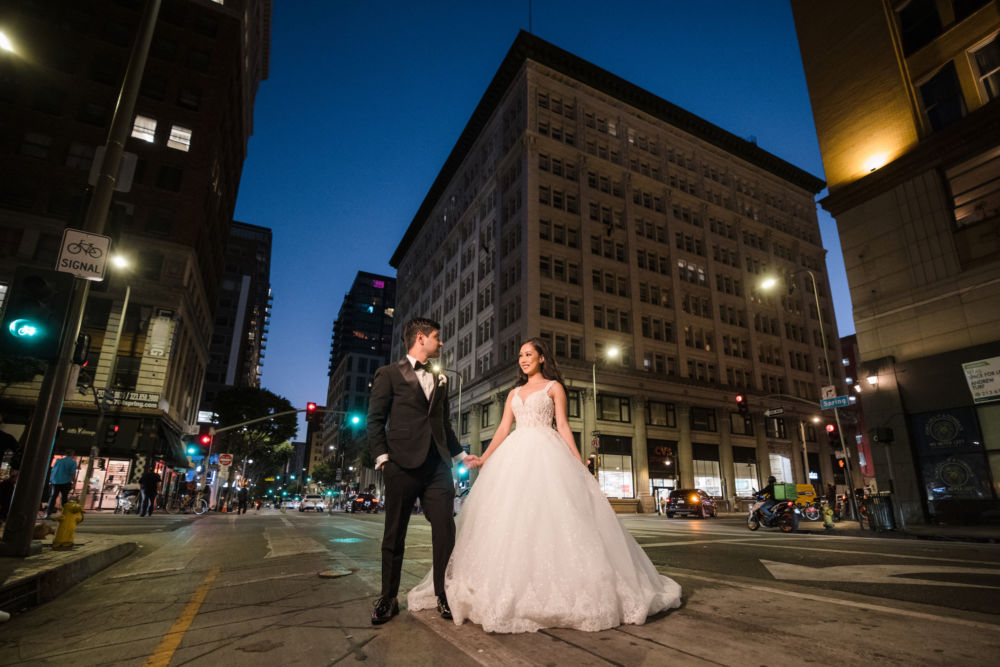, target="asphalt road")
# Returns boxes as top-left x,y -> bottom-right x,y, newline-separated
1,510 -> 998,666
